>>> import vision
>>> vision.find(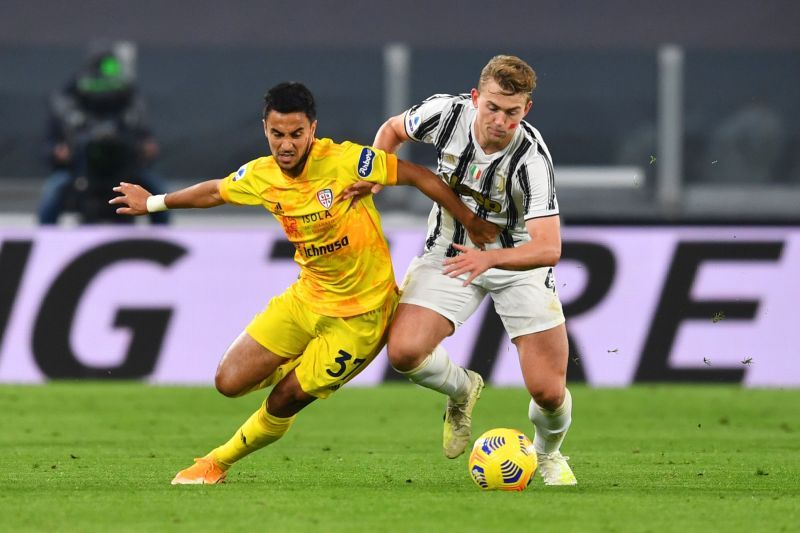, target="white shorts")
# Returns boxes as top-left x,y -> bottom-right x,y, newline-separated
399,255 -> 565,339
